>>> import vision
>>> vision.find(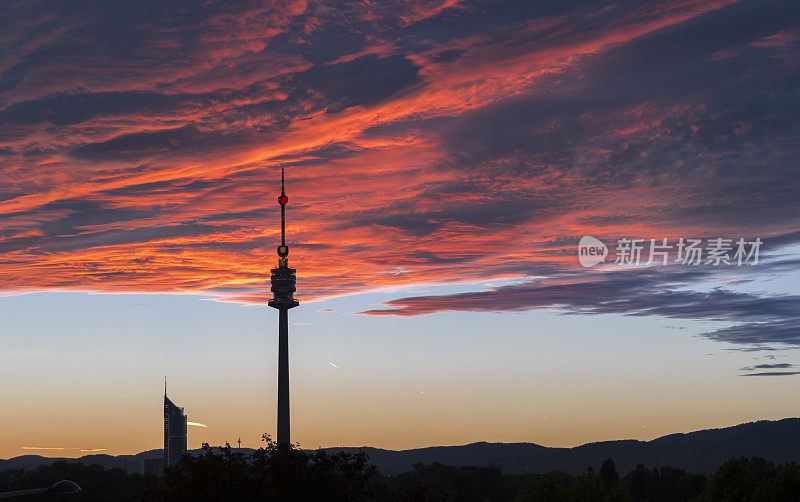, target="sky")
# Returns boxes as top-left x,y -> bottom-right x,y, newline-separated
1,0 -> 799,458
